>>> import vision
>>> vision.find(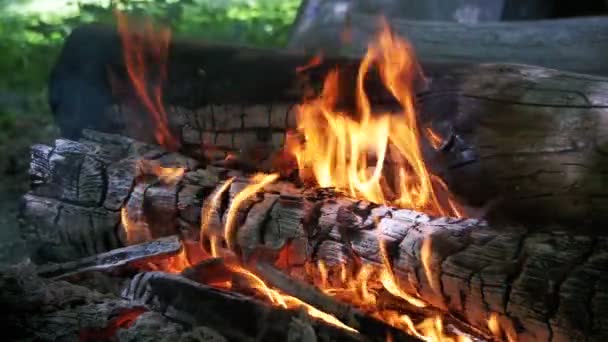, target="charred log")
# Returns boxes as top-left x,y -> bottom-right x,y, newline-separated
0,263 -> 218,341
123,271 -> 363,341
20,131 -> 608,341
37,235 -> 181,279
